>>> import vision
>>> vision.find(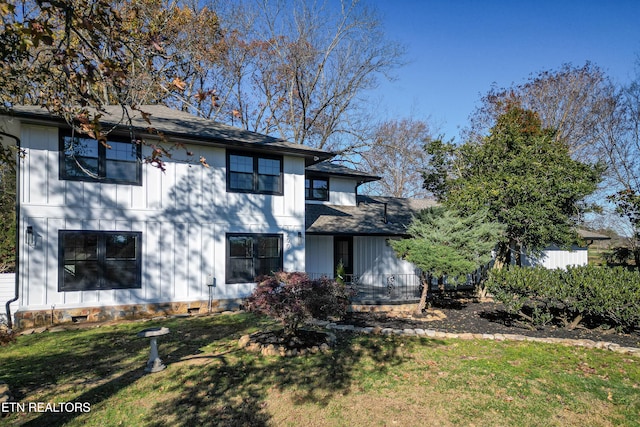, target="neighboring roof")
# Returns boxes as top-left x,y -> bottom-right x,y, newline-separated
7,105 -> 333,164
306,162 -> 380,184
578,229 -> 611,241
306,195 -> 438,236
